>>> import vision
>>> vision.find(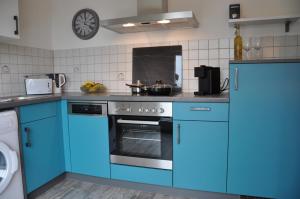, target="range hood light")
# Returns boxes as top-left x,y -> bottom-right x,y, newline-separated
157,19 -> 170,24
123,23 -> 136,27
